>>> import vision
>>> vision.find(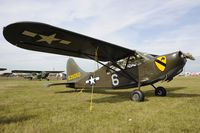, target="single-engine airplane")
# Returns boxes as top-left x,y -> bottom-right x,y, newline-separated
12,70 -> 63,81
3,22 -> 195,101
